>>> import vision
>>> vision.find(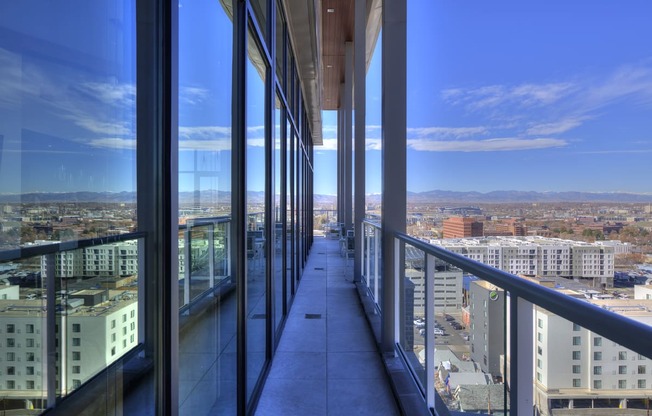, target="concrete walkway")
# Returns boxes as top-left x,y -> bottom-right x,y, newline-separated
256,237 -> 400,415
